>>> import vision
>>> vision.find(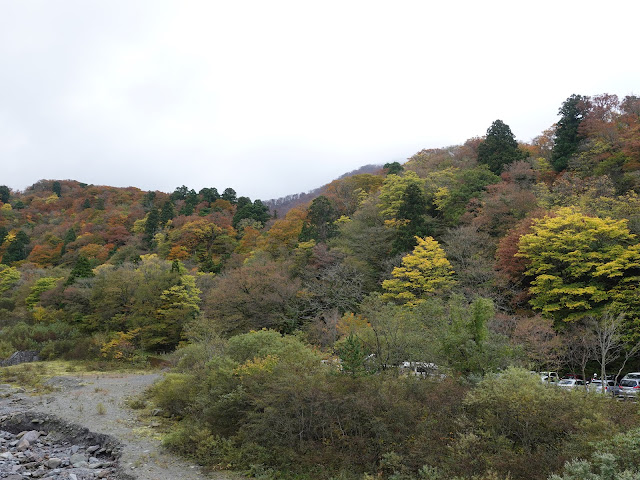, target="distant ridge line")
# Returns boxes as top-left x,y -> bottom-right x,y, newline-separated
263,164 -> 383,216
